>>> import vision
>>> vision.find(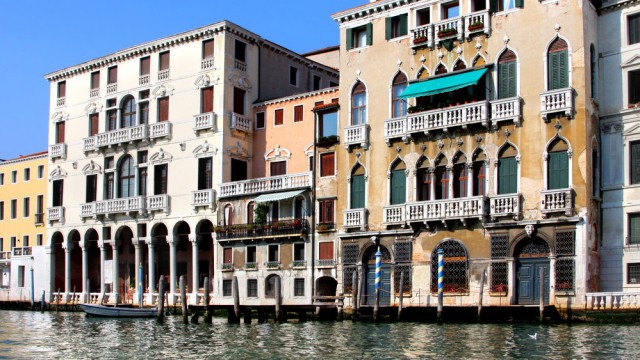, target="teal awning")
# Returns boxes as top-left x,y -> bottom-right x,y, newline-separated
254,190 -> 305,203
399,68 -> 488,99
